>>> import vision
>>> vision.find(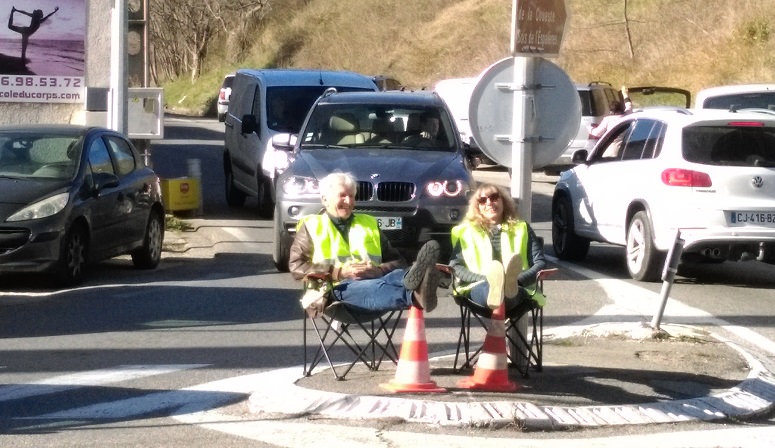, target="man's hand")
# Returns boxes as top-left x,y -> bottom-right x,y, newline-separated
343,260 -> 383,280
